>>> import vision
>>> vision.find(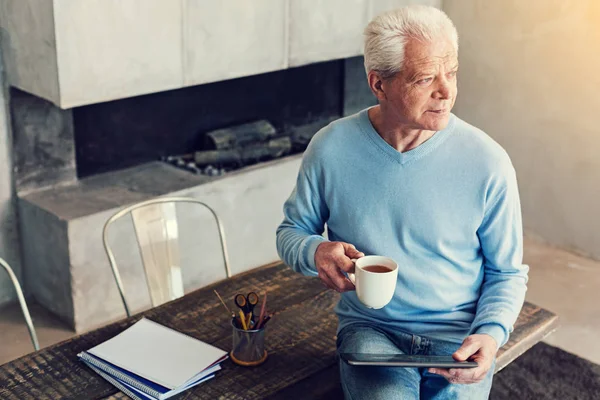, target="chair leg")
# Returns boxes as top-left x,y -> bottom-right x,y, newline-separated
0,258 -> 40,351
